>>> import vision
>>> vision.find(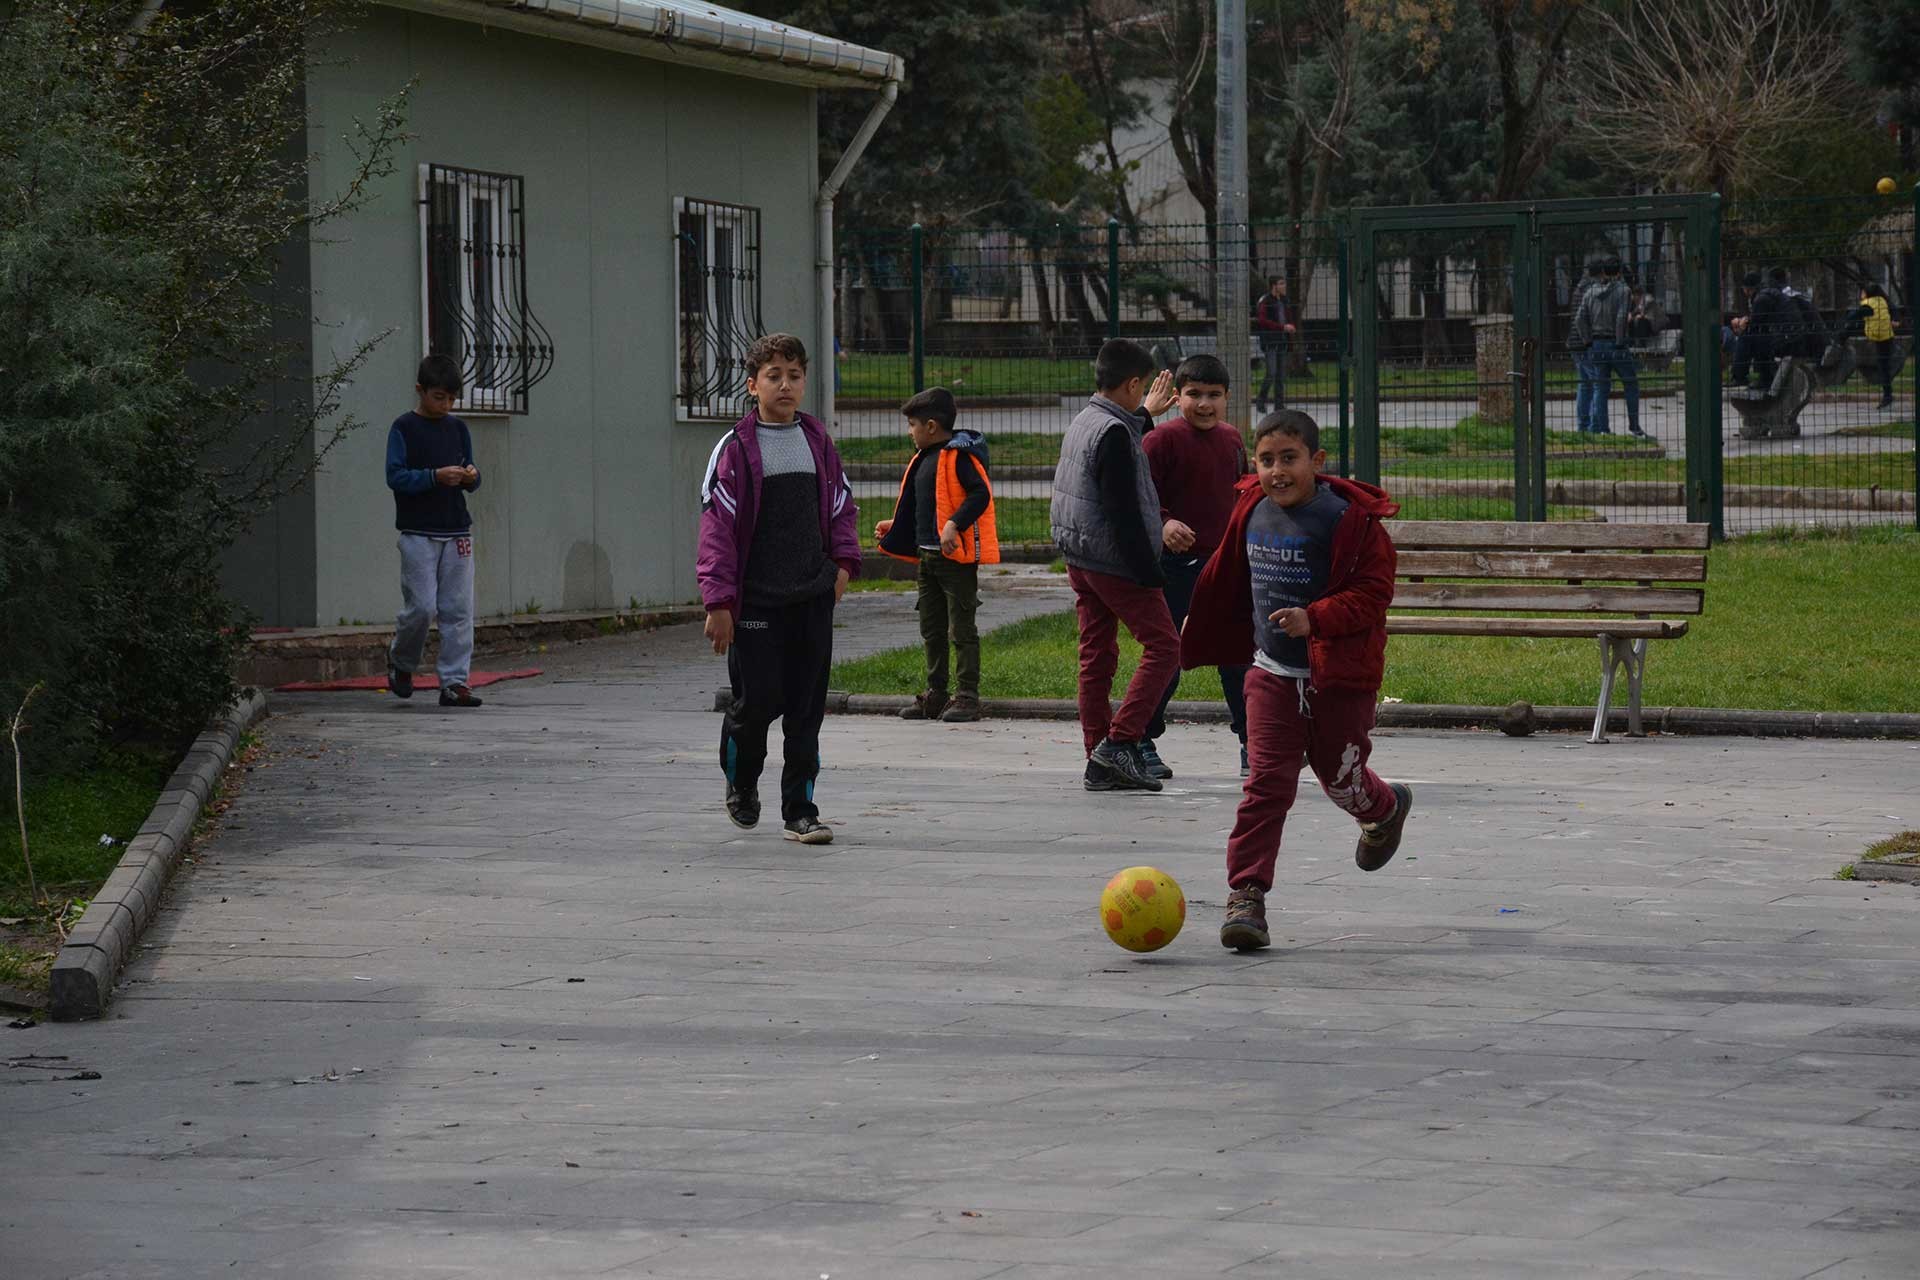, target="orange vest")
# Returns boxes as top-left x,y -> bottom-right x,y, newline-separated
884,449 -> 1000,566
